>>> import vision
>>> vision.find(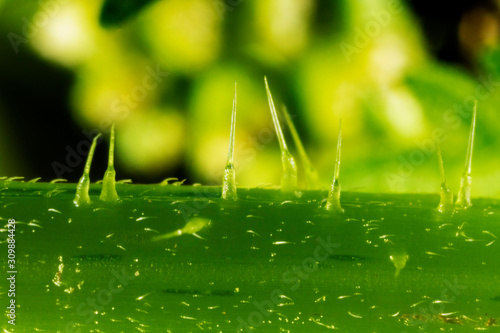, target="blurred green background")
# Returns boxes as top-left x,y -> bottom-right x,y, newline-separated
1,0 -> 500,196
